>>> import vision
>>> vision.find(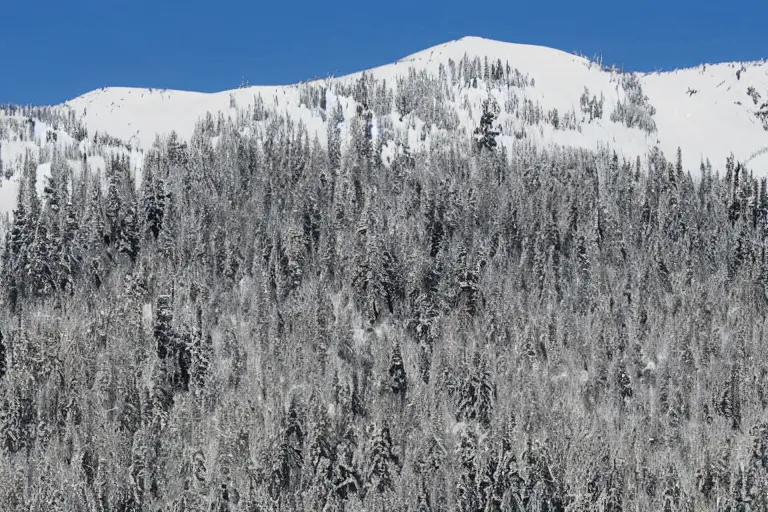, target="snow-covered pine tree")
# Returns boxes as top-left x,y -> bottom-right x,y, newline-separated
474,99 -> 500,152
118,199 -> 140,262
388,341 -> 407,400
365,422 -> 398,495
